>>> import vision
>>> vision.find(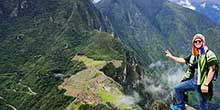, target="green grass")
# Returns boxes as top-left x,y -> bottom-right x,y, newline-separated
72,55 -> 106,68
119,105 -> 134,110
97,89 -> 115,102
0,0 -> 125,109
